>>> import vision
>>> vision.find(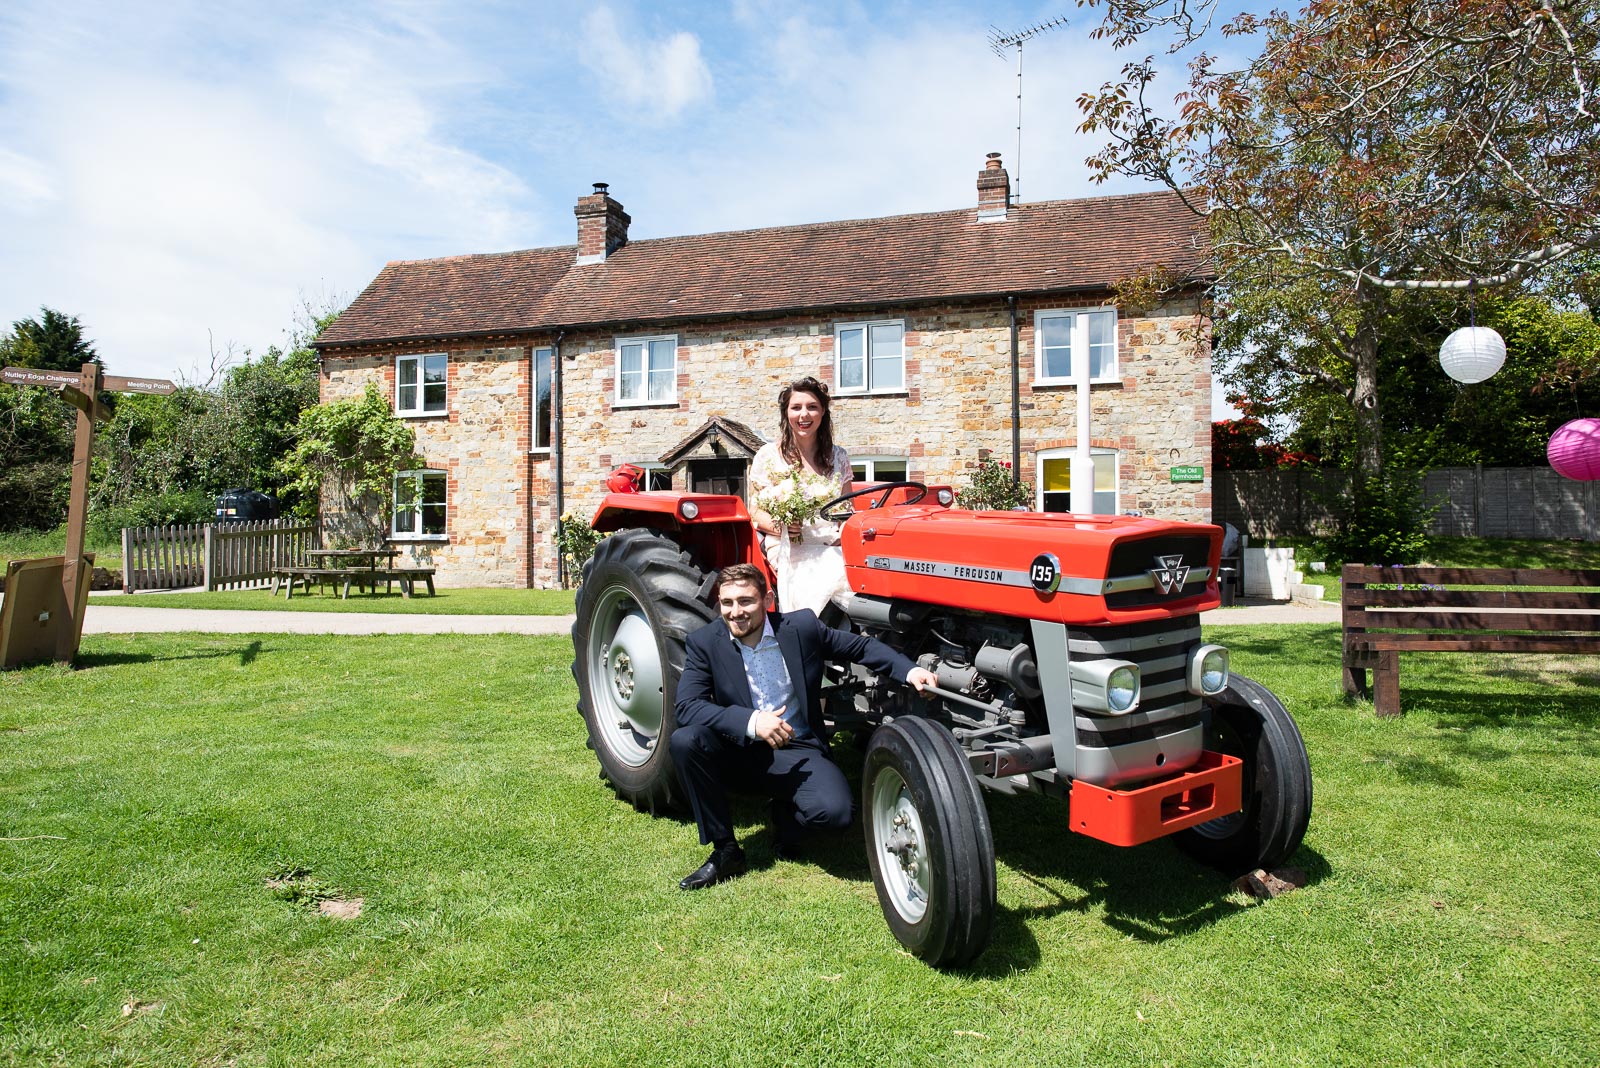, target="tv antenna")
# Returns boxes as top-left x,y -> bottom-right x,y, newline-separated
988,16 -> 1068,204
